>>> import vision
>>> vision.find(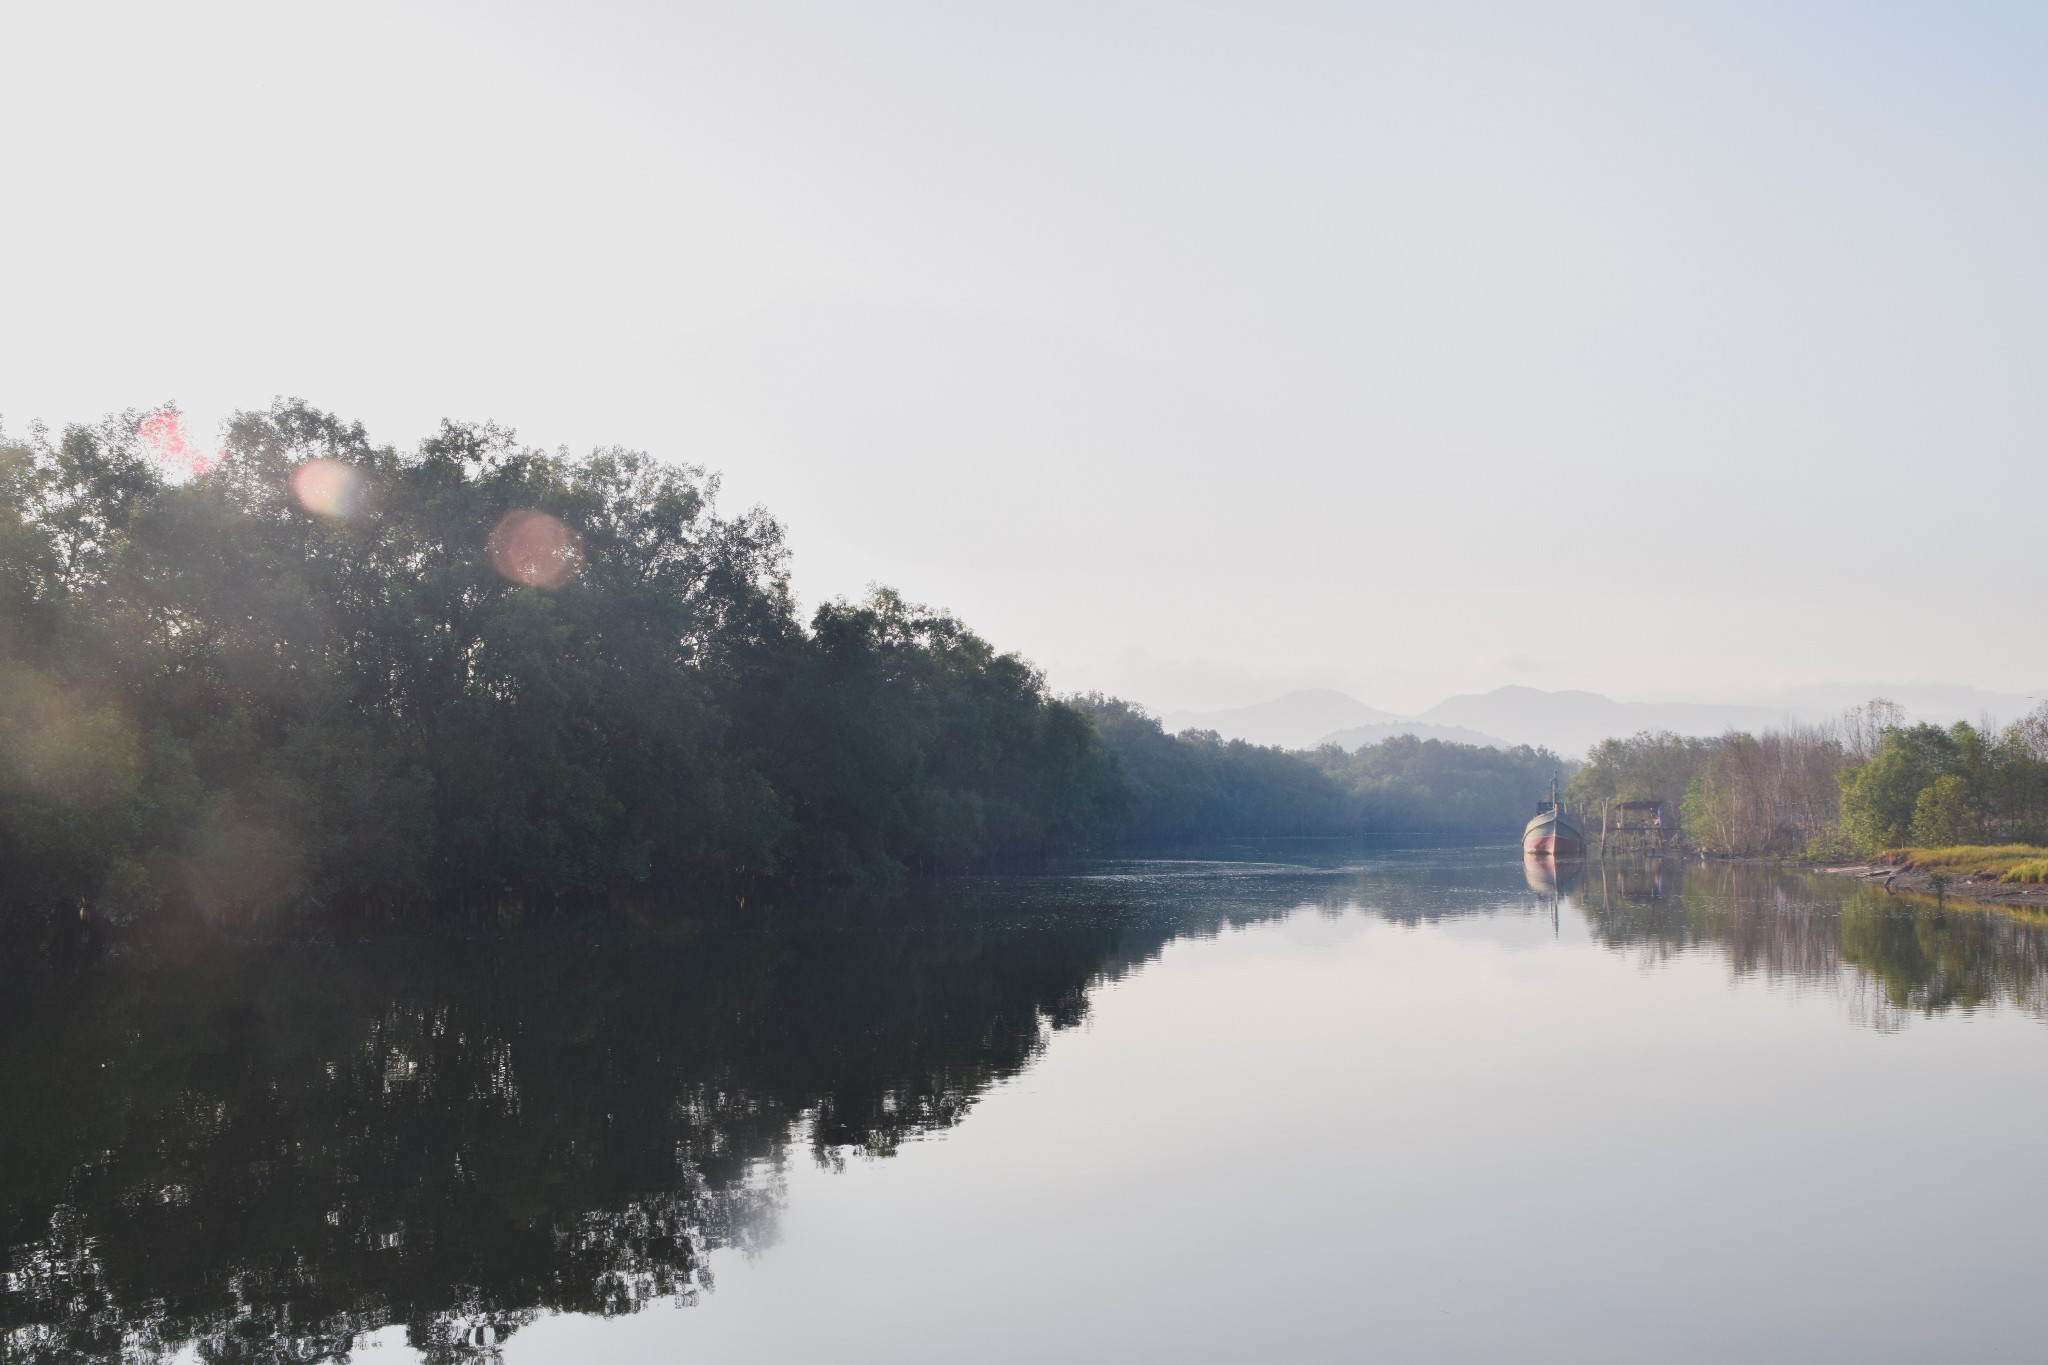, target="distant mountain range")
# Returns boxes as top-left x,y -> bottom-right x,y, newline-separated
1418,688 -> 1791,758
1161,684 -> 2041,758
1161,689 -> 1400,748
